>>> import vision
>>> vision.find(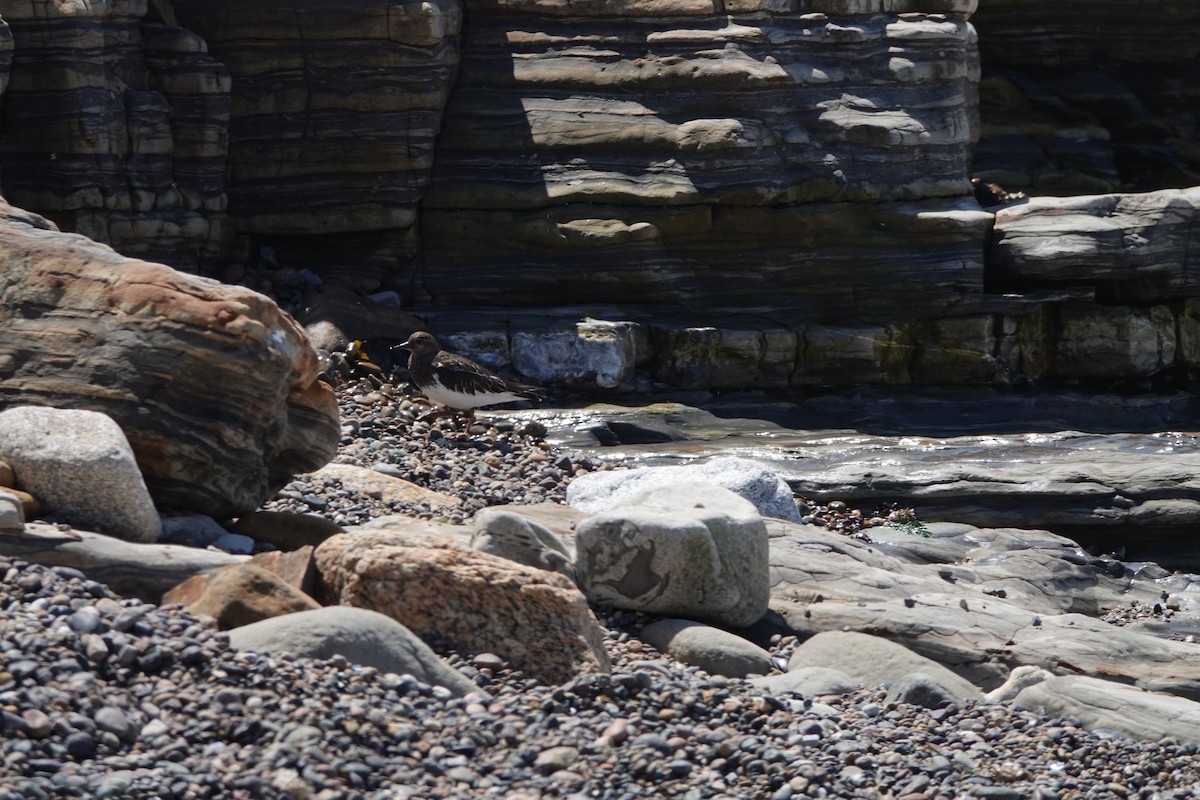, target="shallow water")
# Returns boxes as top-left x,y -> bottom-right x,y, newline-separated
536,390 -> 1200,468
